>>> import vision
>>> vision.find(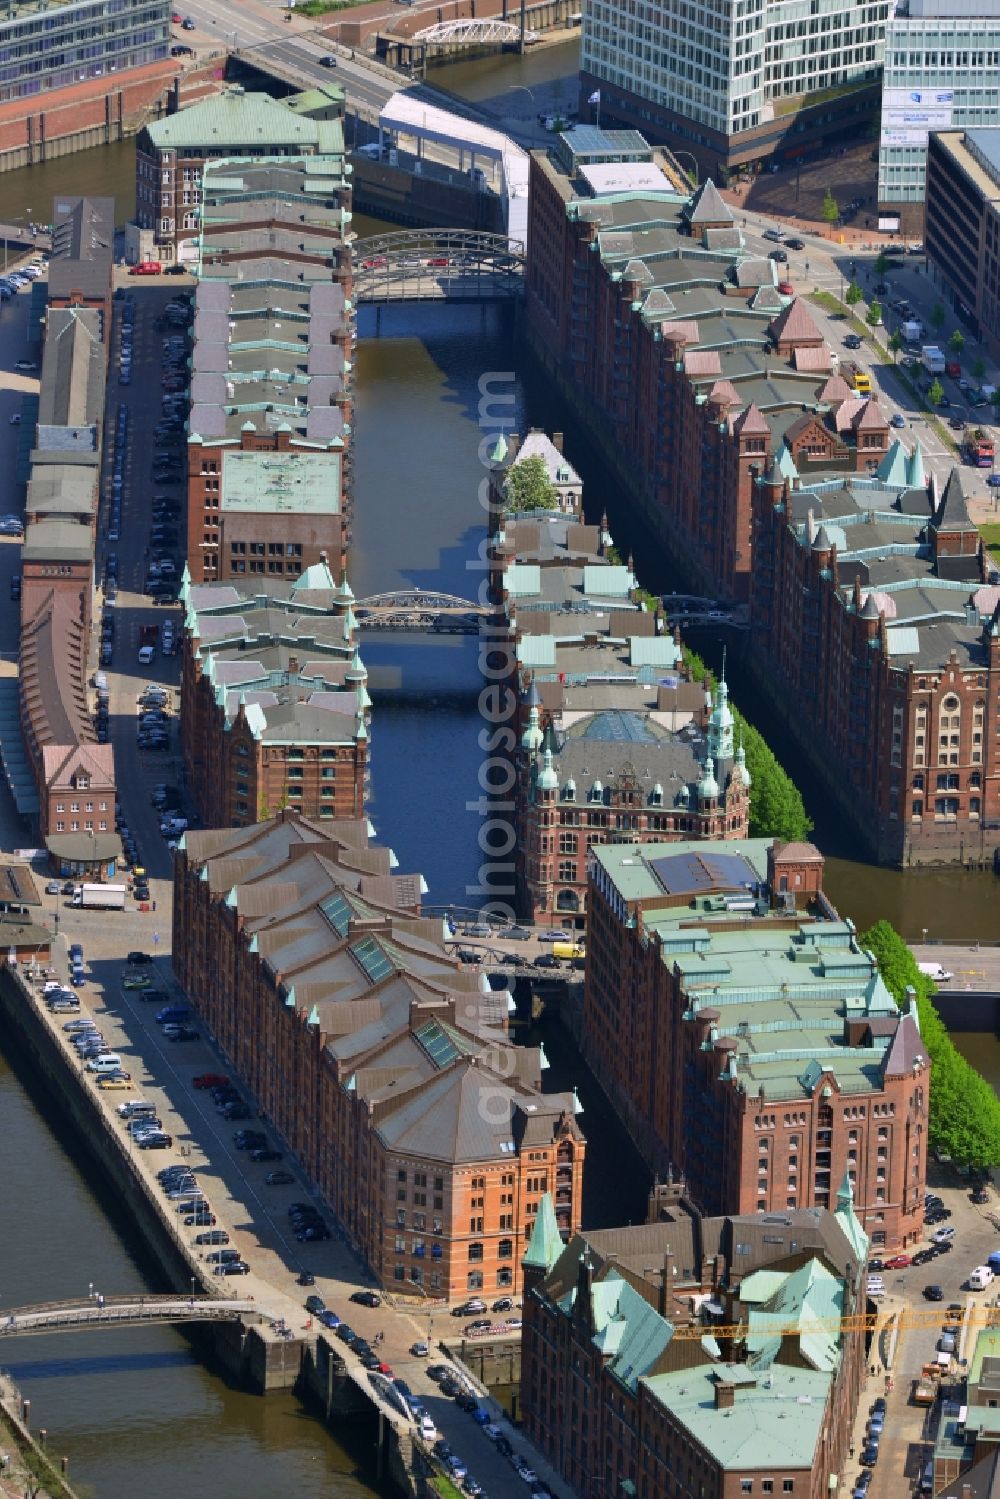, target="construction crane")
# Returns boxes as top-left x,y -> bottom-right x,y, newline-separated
668,1302 -> 1000,1341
